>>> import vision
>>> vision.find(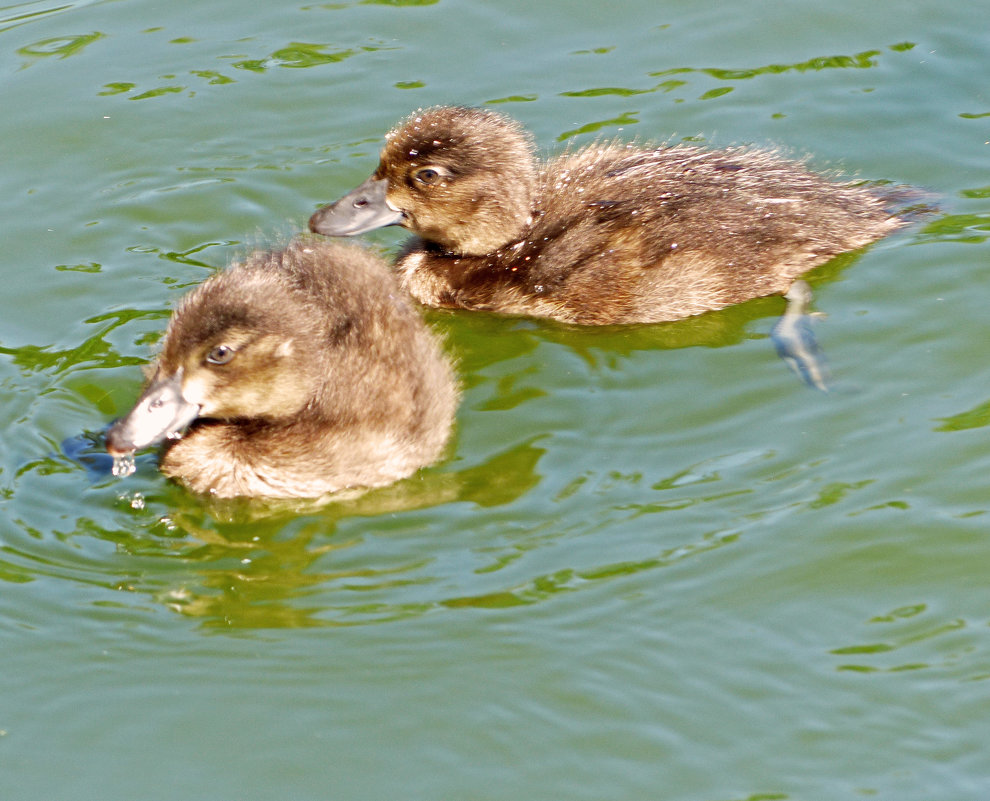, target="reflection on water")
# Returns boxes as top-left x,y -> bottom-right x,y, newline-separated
61,430 -> 115,477
16,435 -> 546,628
443,247 -> 865,374
93,35 -> 401,100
